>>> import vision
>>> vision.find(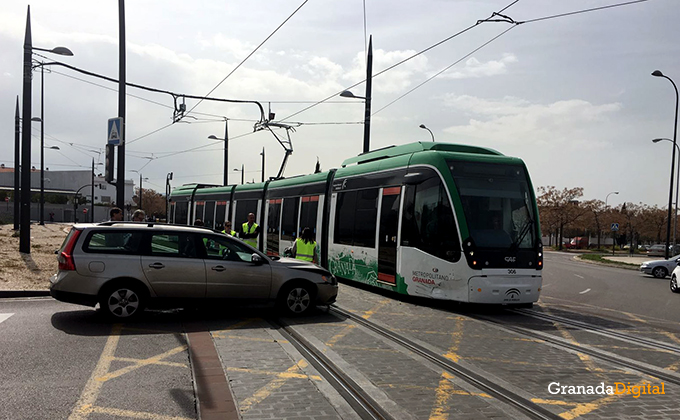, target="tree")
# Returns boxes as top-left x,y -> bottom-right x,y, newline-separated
536,186 -> 588,250
133,187 -> 166,218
